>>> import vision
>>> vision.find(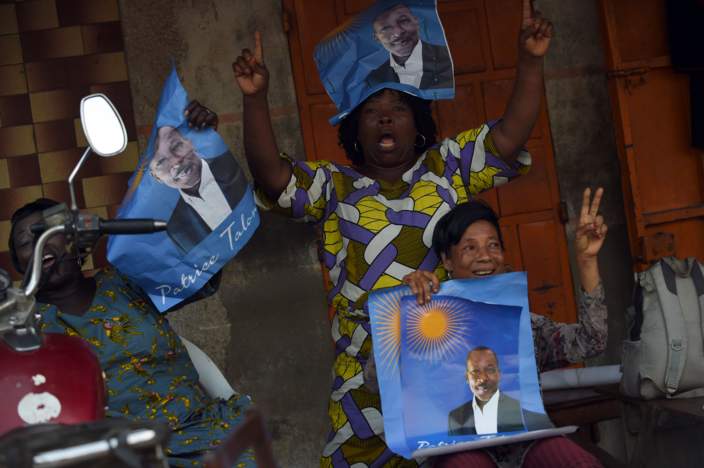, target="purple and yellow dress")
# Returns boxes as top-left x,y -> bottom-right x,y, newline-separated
257,123 -> 531,467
